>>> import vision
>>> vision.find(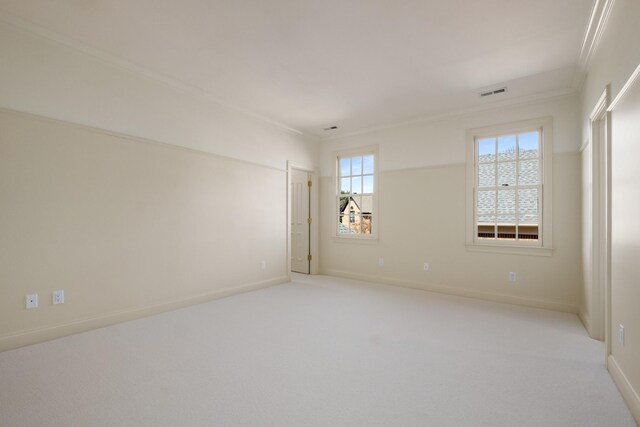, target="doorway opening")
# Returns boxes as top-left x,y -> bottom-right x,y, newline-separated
287,162 -> 318,276
290,168 -> 311,274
